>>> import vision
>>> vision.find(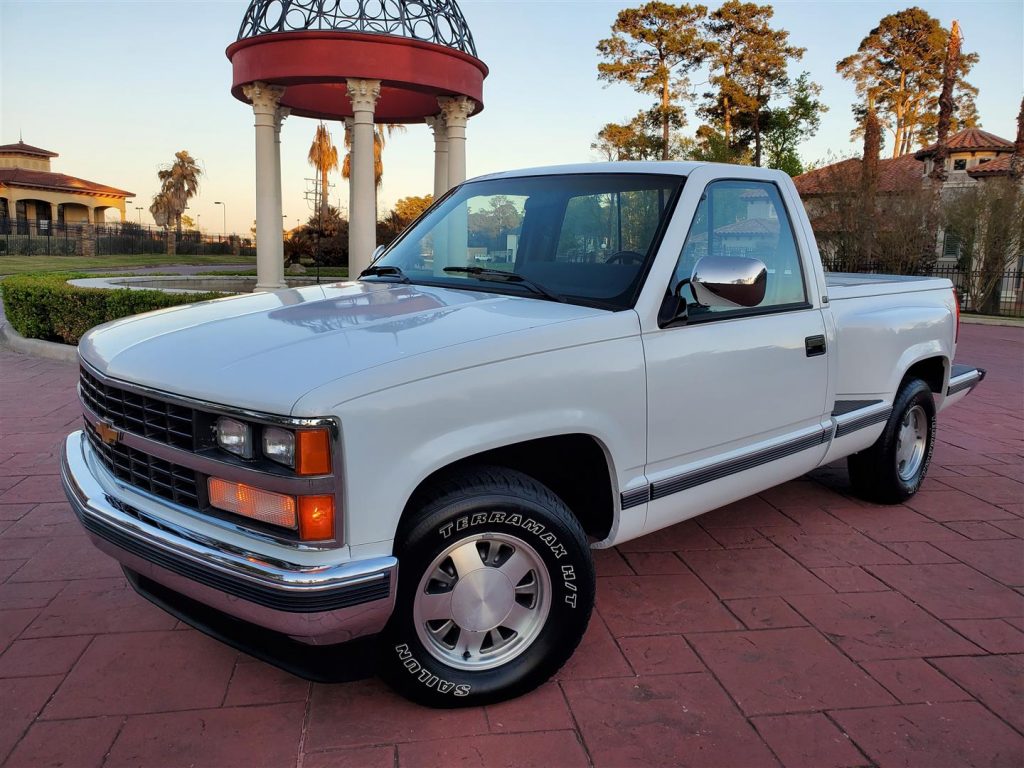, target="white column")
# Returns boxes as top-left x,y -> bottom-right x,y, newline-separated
425,114 -> 449,199
243,81 -> 287,291
273,106 -> 290,286
346,78 -> 381,279
438,96 -> 474,189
